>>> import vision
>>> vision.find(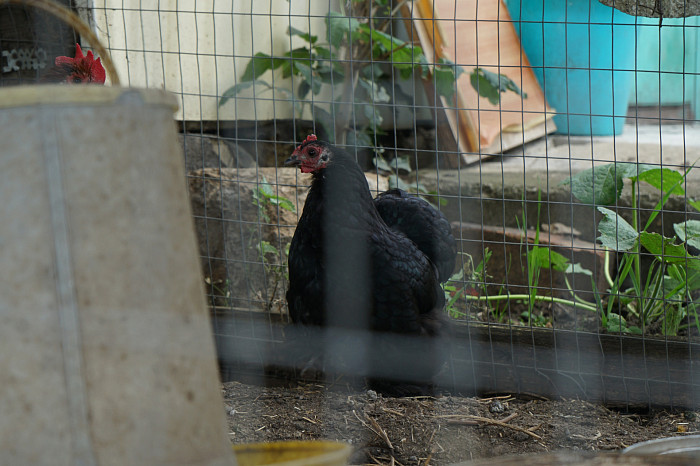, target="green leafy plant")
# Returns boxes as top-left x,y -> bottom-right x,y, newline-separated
256,240 -> 291,312
443,250 -> 491,319
253,176 -> 296,223
455,190 -> 597,327
513,190 -> 600,327
471,67 -> 527,105
220,2 -> 525,149
566,162 -> 700,335
520,310 -> 551,328
251,178 -> 296,312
